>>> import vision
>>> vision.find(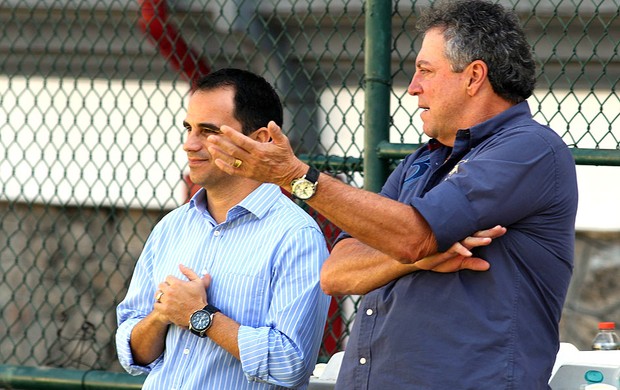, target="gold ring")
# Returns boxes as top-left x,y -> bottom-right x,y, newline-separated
155,291 -> 164,303
233,158 -> 242,168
